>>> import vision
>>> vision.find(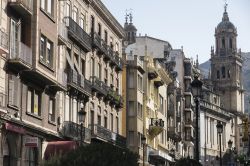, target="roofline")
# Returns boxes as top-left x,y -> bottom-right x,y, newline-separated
92,0 -> 125,38
136,35 -> 172,48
